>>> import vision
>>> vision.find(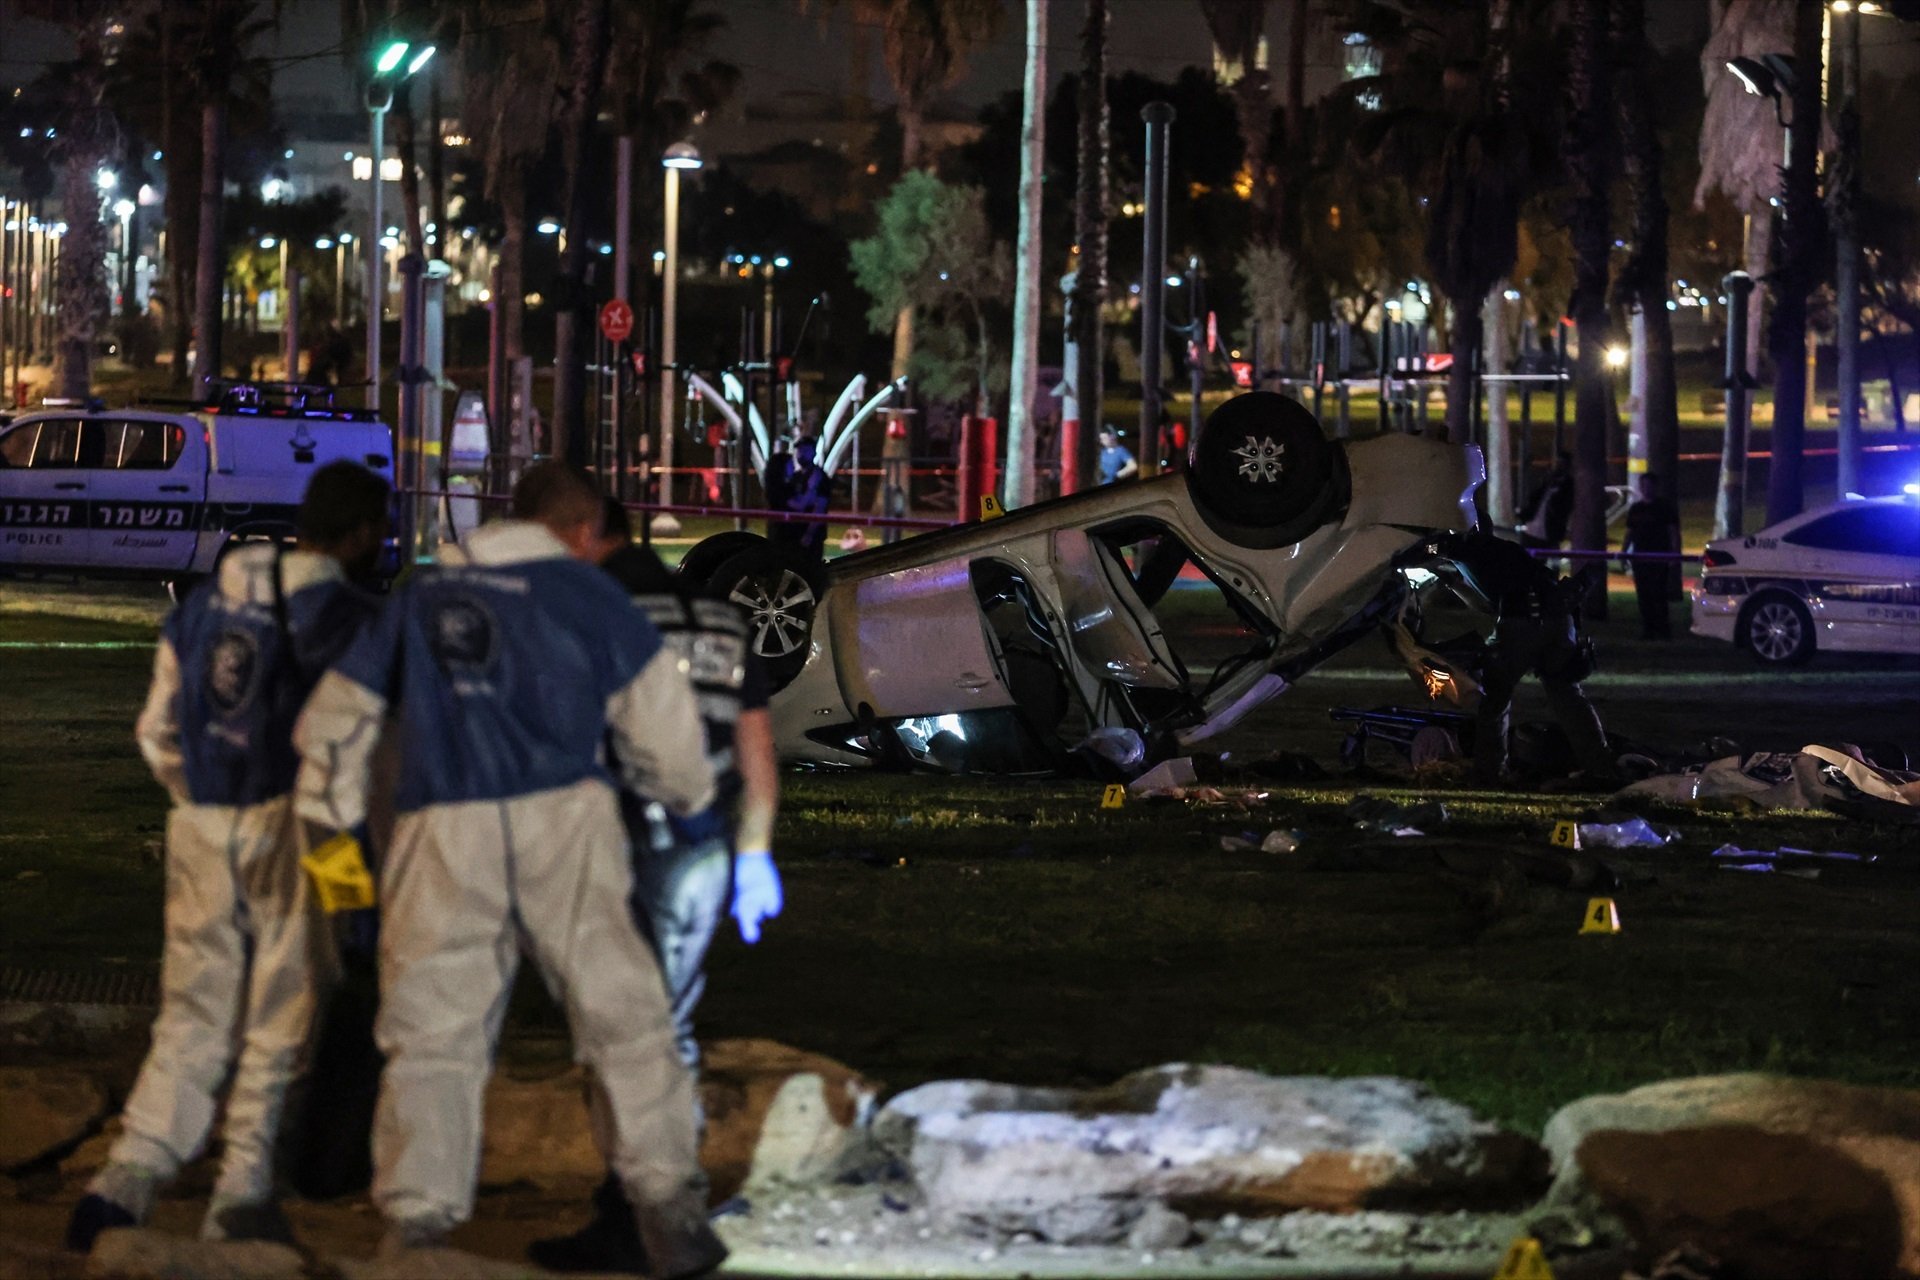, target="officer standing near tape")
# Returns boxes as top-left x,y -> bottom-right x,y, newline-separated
293,463 -> 726,1276
67,462 -> 390,1251
532,497 -> 782,1274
